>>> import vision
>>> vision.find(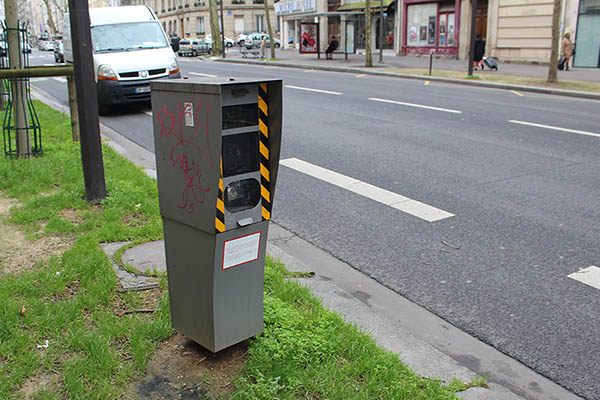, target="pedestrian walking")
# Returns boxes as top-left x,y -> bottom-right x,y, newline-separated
473,35 -> 485,70
561,32 -> 574,71
260,37 -> 267,58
